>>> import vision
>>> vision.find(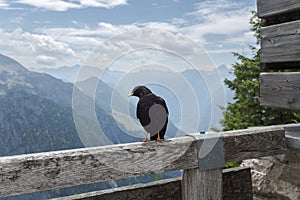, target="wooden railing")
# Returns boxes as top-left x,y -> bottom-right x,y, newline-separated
0,126 -> 286,199
52,167 -> 253,200
1,2 -> 299,200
